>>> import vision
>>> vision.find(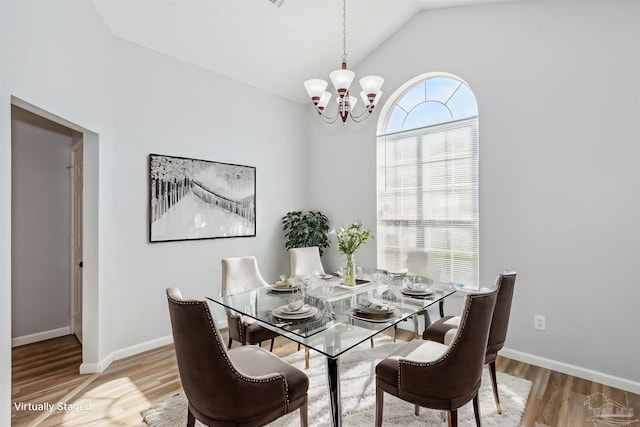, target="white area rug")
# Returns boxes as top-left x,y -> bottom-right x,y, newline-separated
142,337 -> 531,427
